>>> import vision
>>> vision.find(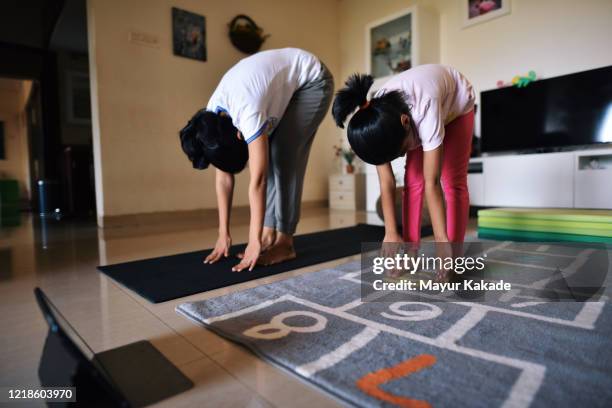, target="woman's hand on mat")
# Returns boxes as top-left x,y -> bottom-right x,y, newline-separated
204,235 -> 232,264
232,241 -> 261,272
